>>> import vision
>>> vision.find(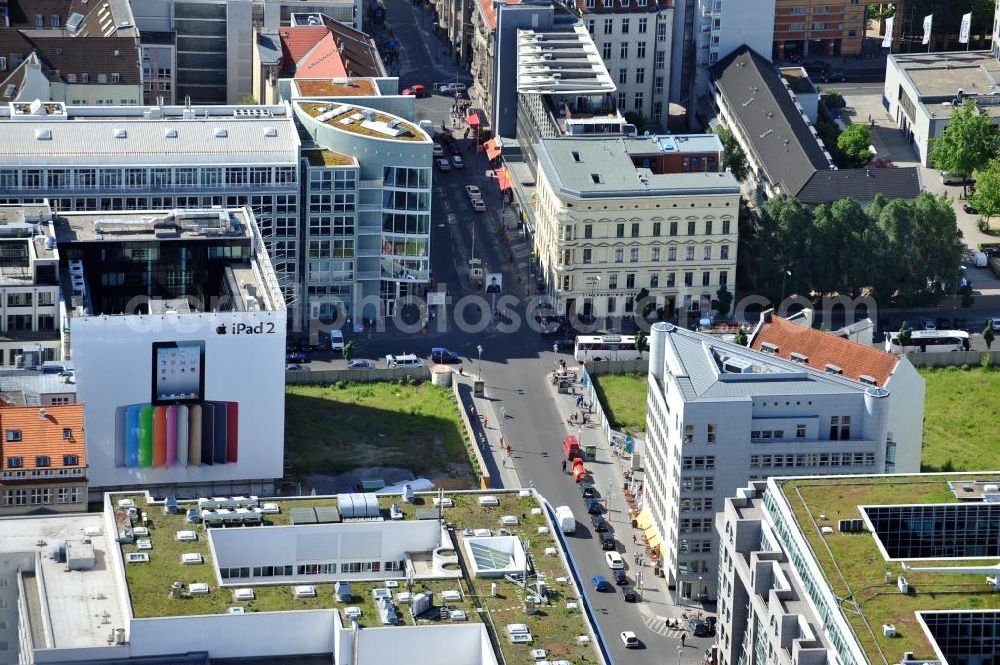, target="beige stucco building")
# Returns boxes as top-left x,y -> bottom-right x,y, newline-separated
533,134 -> 739,319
